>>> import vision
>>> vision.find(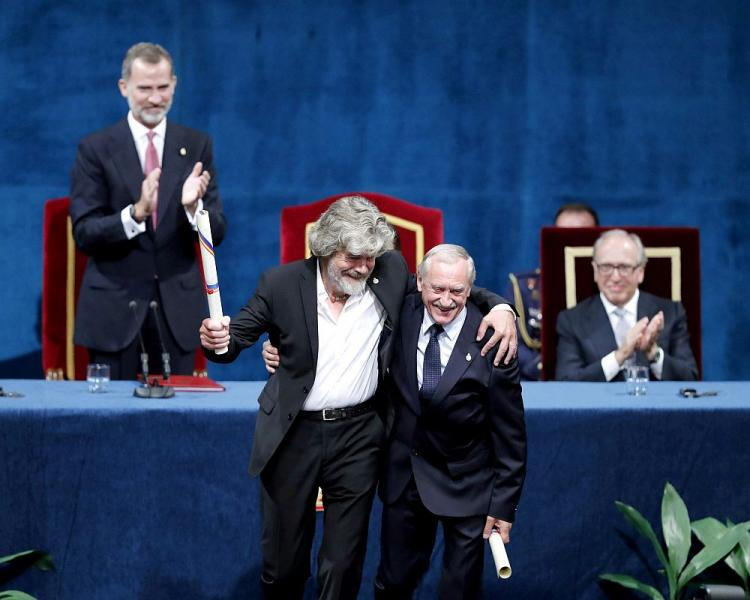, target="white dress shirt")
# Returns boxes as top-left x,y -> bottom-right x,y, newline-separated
416,307 -> 467,389
600,289 -> 664,380
302,261 -> 386,411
